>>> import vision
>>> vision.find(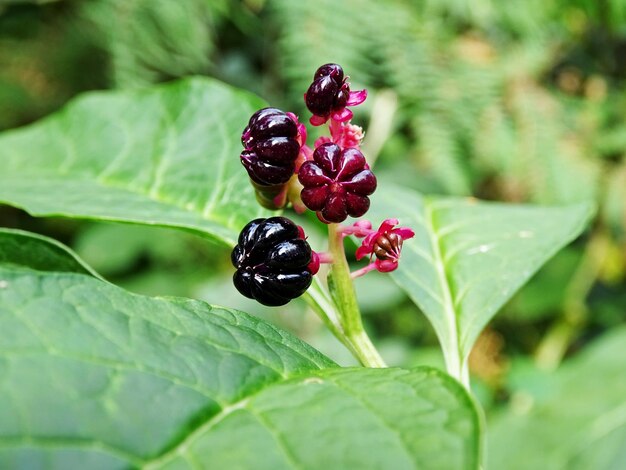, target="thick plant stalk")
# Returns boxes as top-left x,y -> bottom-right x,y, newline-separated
325,223 -> 387,368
